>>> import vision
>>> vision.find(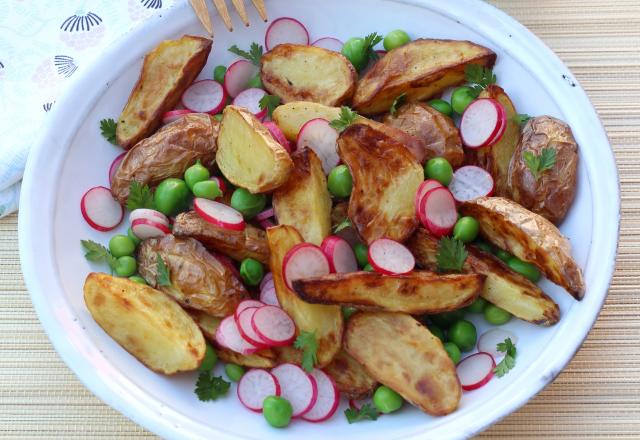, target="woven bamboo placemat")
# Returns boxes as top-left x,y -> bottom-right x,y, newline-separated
1,0 -> 638,437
